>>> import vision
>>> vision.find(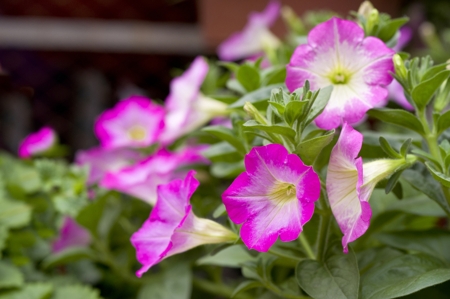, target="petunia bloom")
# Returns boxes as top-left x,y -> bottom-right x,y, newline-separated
100,147 -> 207,205
52,217 -> 91,253
217,0 -> 281,61
75,147 -> 144,185
222,144 -> 320,252
286,17 -> 395,130
18,127 -> 56,158
131,171 -> 237,277
326,123 -> 417,252
94,96 -> 165,149
160,56 -> 228,144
